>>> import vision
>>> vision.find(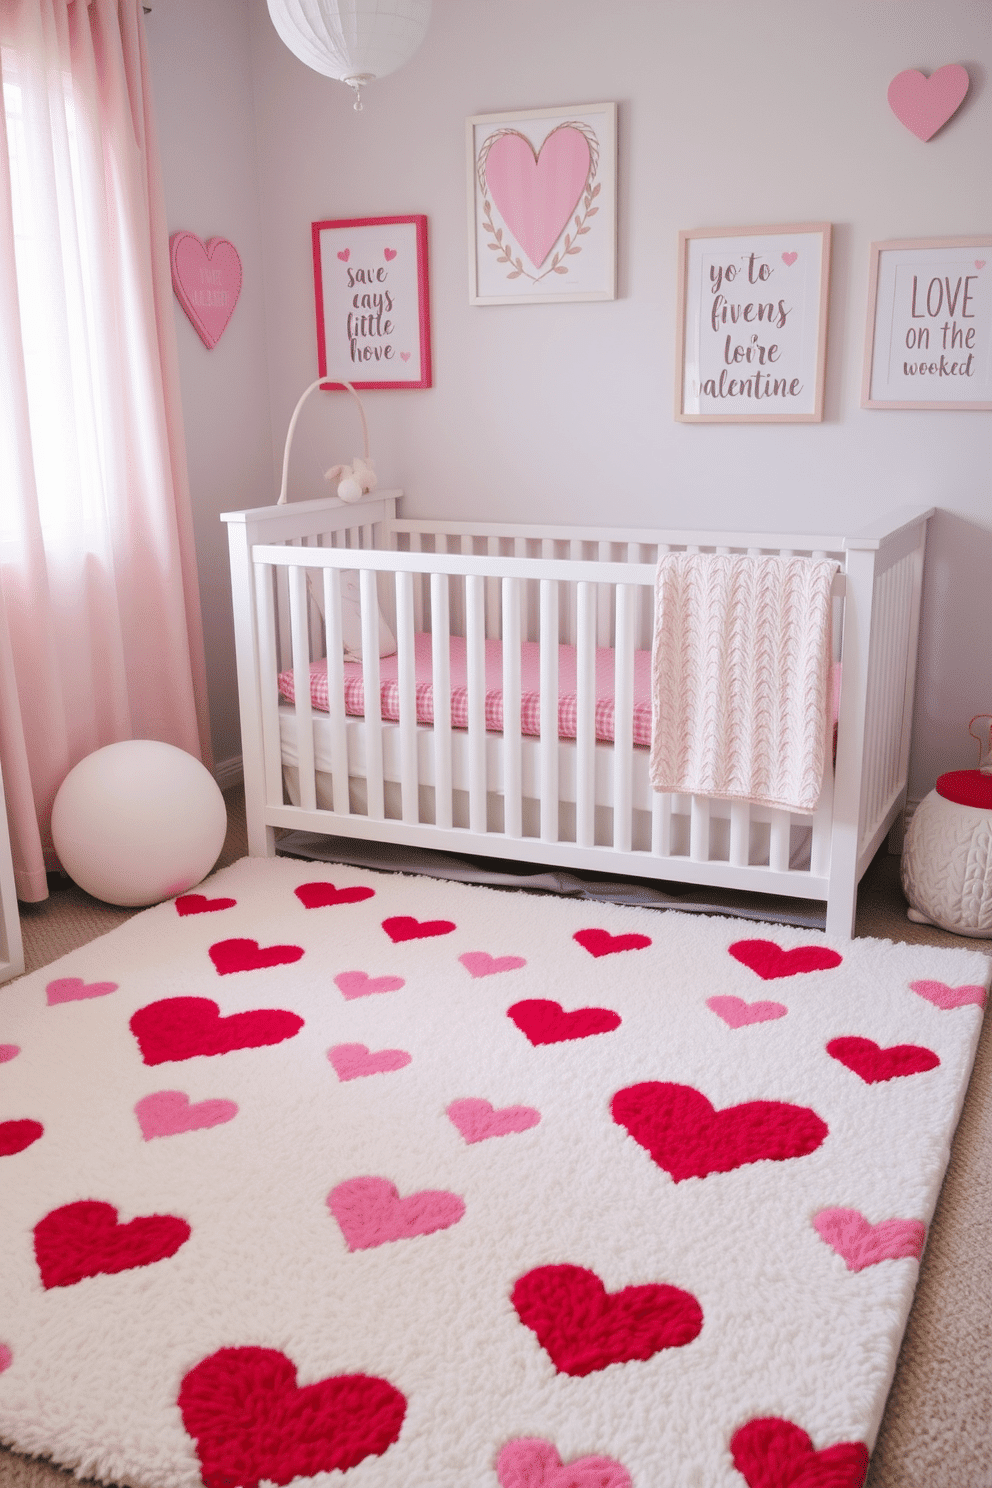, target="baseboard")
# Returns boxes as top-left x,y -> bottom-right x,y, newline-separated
214,754 -> 244,791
